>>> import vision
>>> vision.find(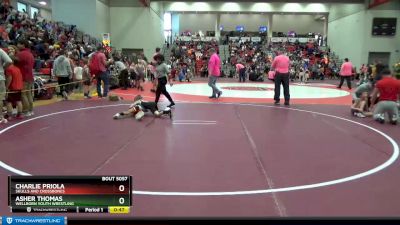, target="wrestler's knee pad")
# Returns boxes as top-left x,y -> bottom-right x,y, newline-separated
154,110 -> 161,117
135,110 -> 145,120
